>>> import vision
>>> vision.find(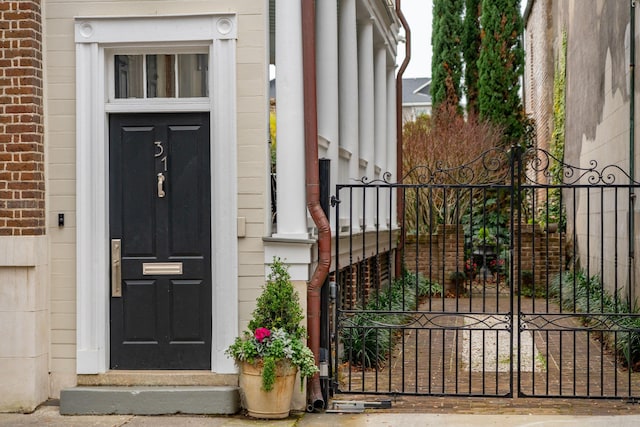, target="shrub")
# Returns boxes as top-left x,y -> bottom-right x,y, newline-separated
402,108 -> 505,233
341,313 -> 393,369
549,269 -> 640,370
341,270 -> 441,369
